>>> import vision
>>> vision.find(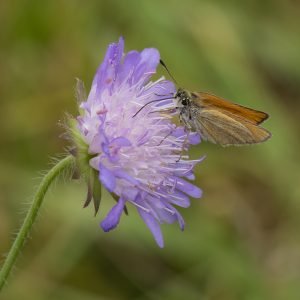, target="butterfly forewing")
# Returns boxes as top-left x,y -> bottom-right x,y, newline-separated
192,92 -> 269,125
188,92 -> 271,146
